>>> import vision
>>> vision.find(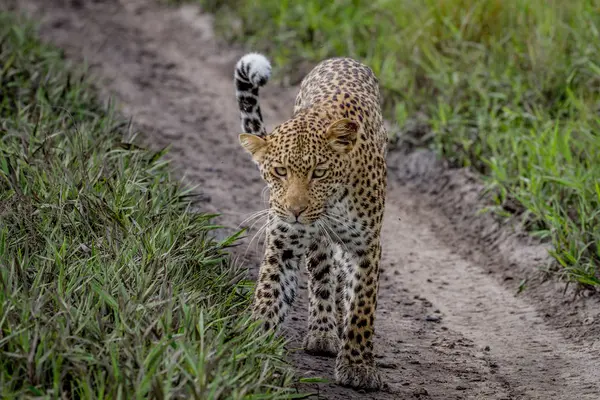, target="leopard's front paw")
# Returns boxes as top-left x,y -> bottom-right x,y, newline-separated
304,331 -> 341,357
335,357 -> 382,391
